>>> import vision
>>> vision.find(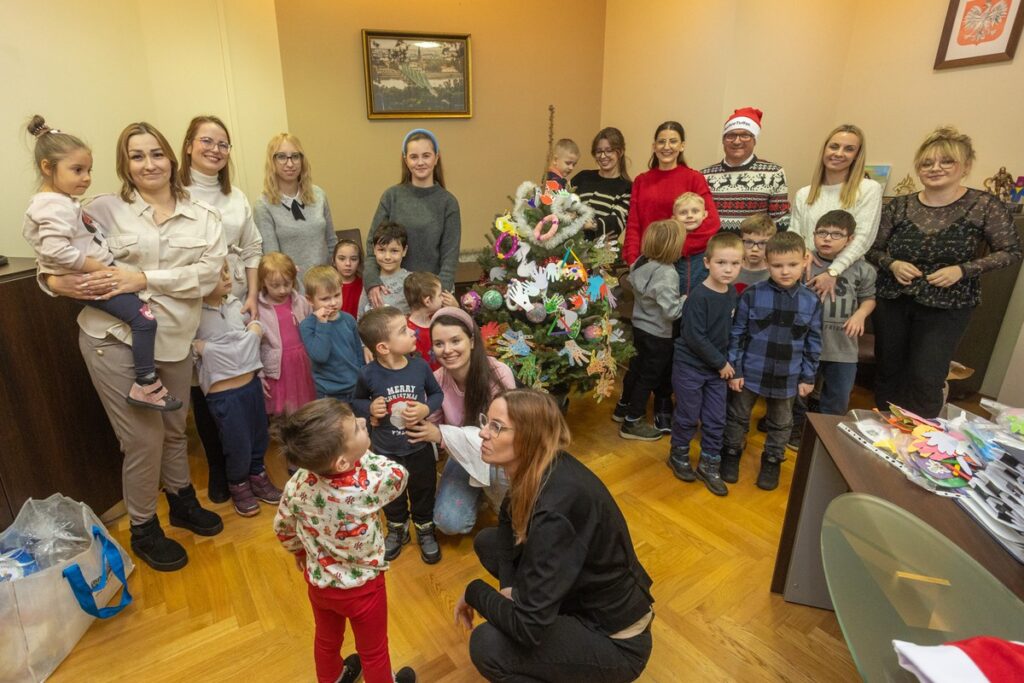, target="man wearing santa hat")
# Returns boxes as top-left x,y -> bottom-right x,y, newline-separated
701,107 -> 791,233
